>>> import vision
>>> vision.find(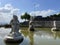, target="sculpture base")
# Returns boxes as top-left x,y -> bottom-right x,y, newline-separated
29,28 -> 35,31
4,37 -> 23,43
4,33 -> 24,43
